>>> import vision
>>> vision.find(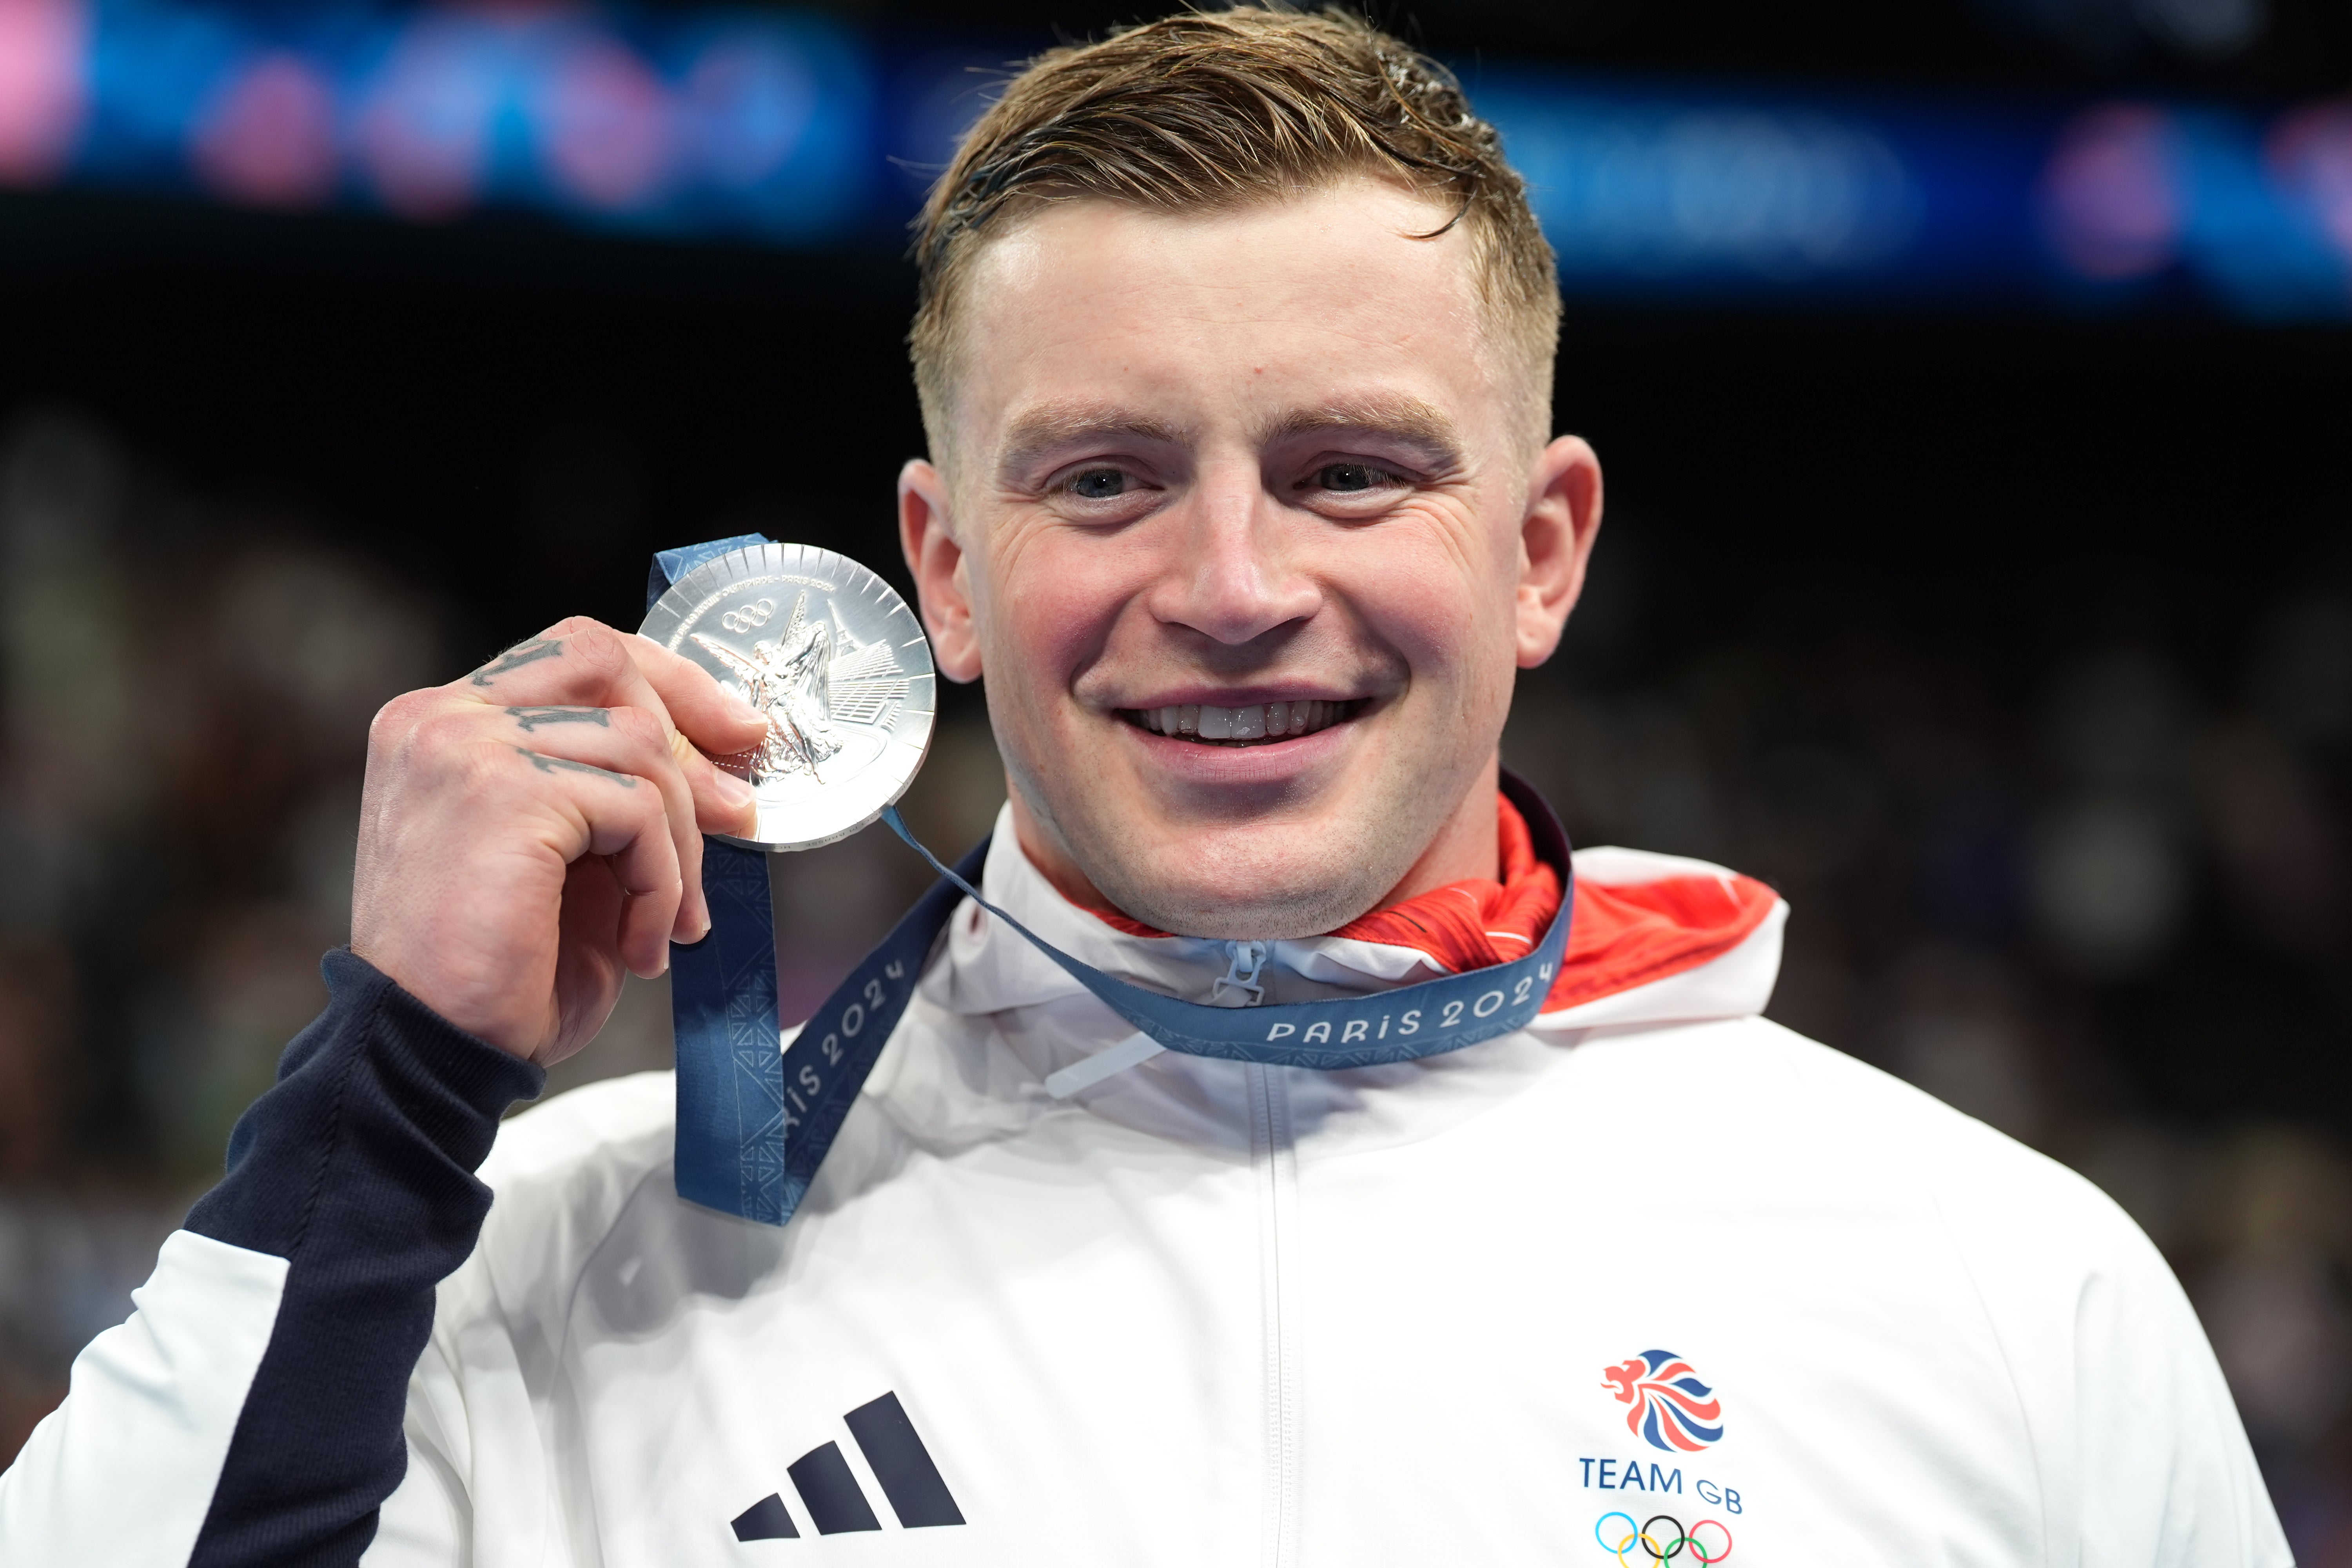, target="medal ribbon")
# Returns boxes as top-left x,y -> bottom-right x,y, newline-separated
655,541 -> 1576,1227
